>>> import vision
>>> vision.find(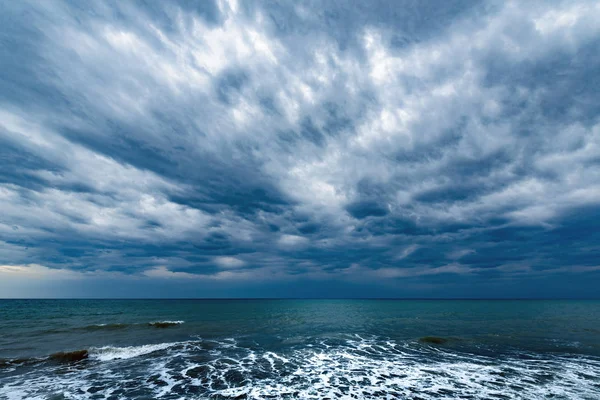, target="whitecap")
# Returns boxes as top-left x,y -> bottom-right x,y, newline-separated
90,342 -> 176,361
148,320 -> 185,327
